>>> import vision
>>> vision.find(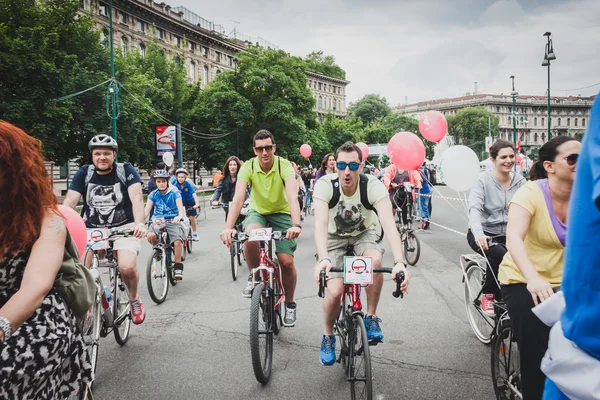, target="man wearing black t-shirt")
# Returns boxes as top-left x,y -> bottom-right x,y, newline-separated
63,134 -> 147,325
